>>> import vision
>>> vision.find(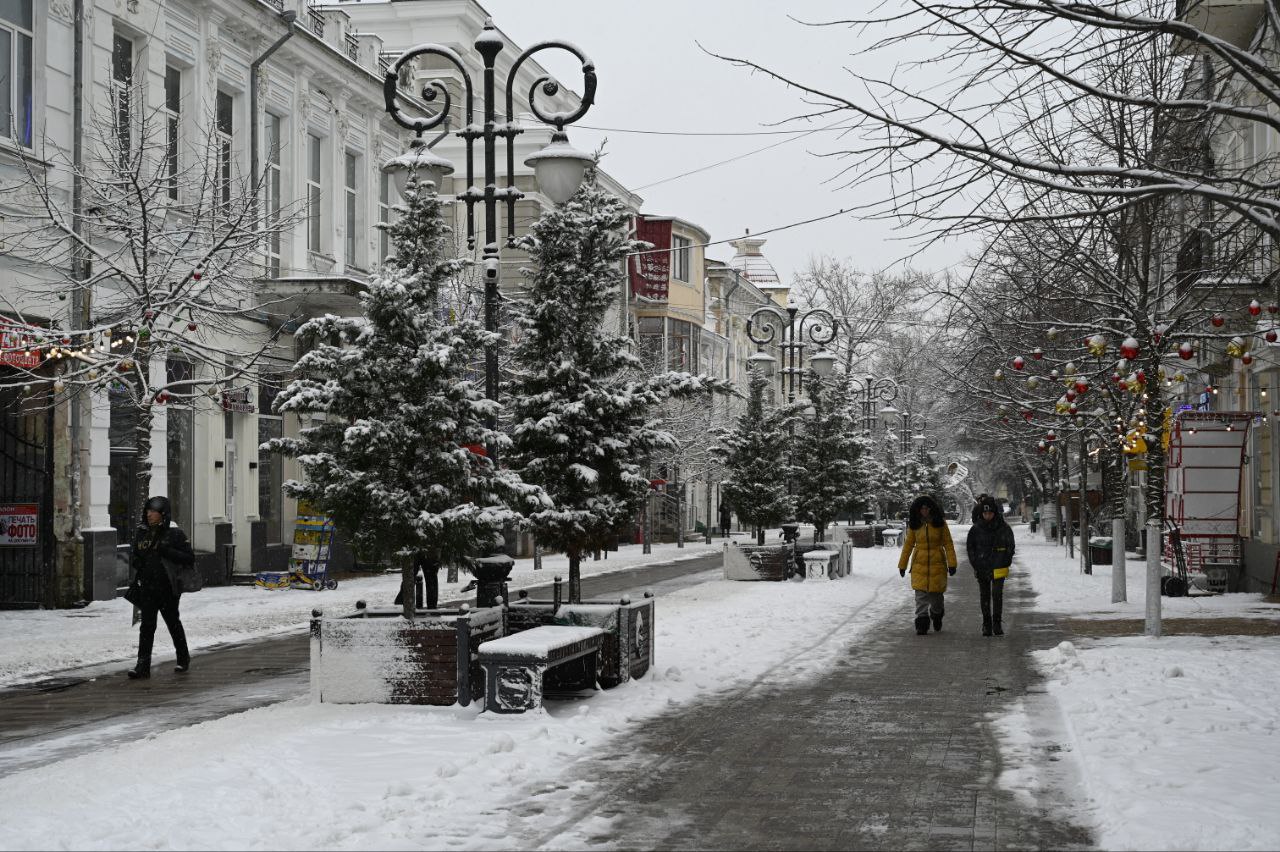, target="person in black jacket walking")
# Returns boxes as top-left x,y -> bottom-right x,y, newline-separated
127,496 -> 193,679
965,495 -> 1015,637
